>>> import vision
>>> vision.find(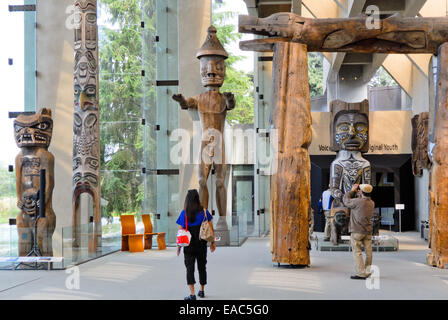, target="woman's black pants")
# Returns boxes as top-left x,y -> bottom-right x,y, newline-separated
184,246 -> 207,285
